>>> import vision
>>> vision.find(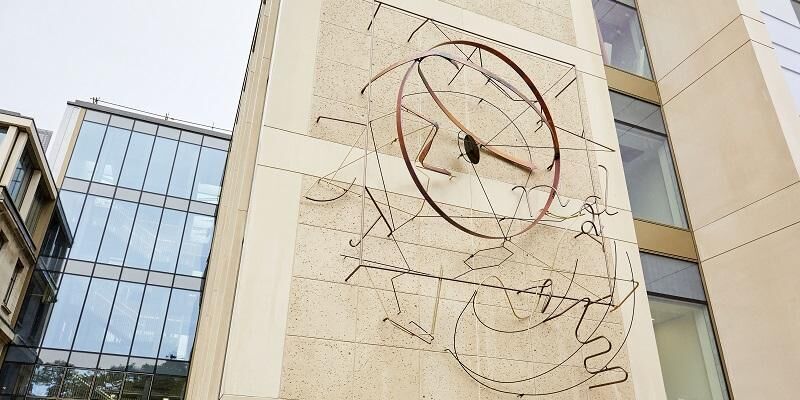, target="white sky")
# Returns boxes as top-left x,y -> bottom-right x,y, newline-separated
0,1 -> 259,132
